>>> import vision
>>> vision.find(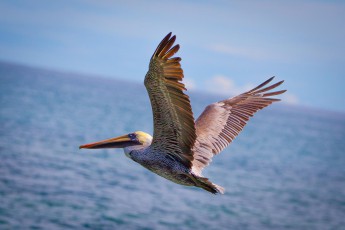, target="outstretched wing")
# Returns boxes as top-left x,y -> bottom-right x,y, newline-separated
144,33 -> 196,168
191,77 -> 286,175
